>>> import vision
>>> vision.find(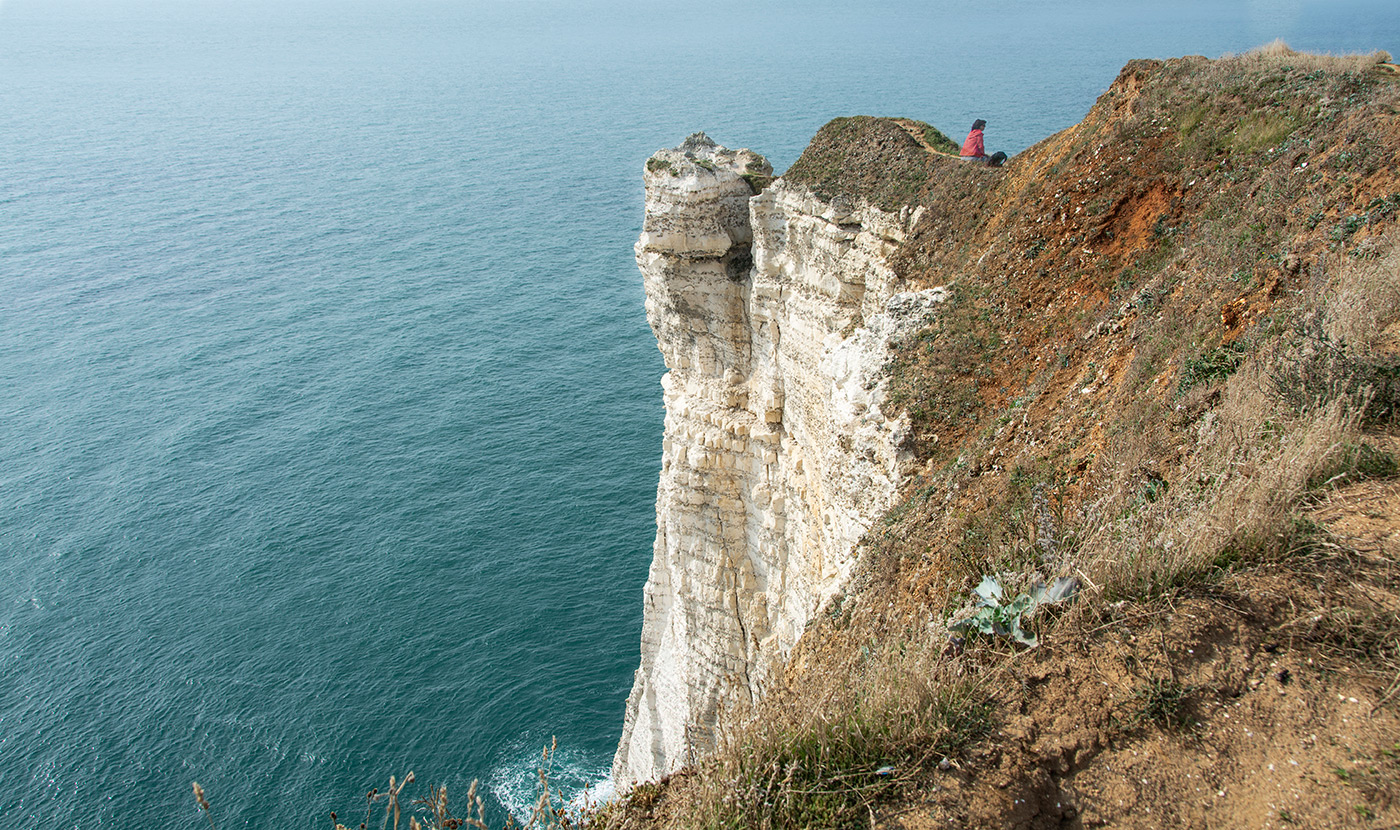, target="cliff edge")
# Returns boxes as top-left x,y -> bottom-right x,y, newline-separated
608,46 -> 1400,829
